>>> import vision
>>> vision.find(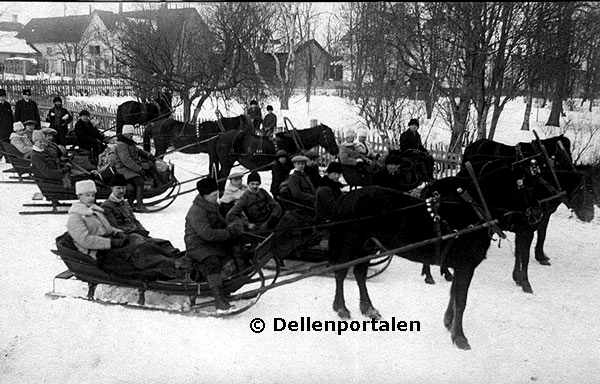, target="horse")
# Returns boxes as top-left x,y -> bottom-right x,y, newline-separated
328,160 -> 542,349
142,115 -> 251,176
213,124 -> 340,189
116,91 -> 173,135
